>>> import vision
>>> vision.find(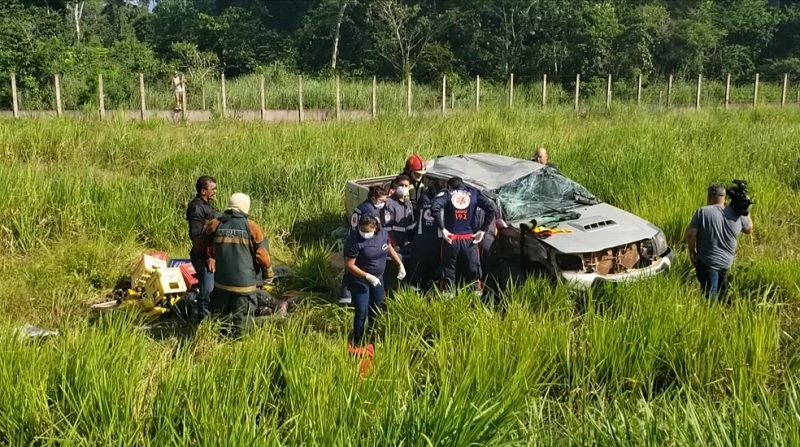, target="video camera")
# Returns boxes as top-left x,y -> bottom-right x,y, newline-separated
726,180 -> 754,216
